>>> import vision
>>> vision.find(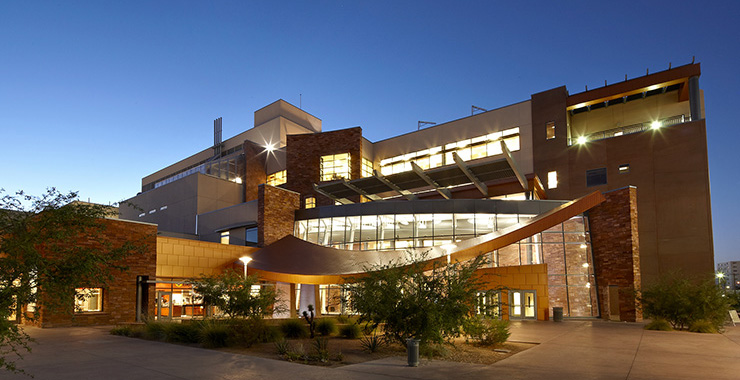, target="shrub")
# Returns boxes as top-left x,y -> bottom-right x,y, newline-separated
639,271 -> 729,331
190,270 -> 282,319
360,334 -> 385,353
316,319 -> 337,336
200,321 -> 230,348
419,343 -> 448,358
274,338 -> 291,356
110,326 -> 133,336
339,323 -> 362,339
464,317 -> 510,346
313,337 -> 330,362
229,318 -> 279,347
143,321 -> 167,340
164,323 -> 201,344
335,314 -> 350,324
689,319 -> 718,334
280,319 -> 309,339
644,318 -> 673,331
